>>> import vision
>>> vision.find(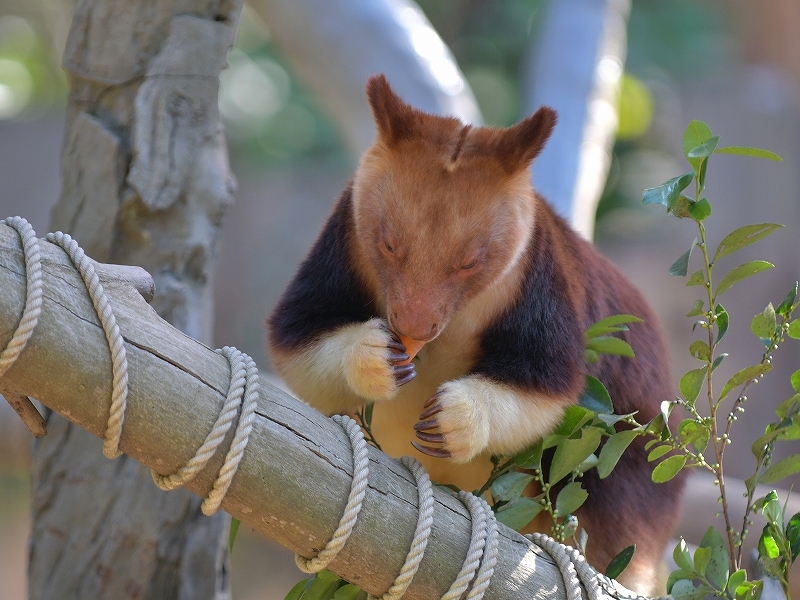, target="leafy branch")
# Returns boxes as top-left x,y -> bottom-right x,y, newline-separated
641,119 -> 799,600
